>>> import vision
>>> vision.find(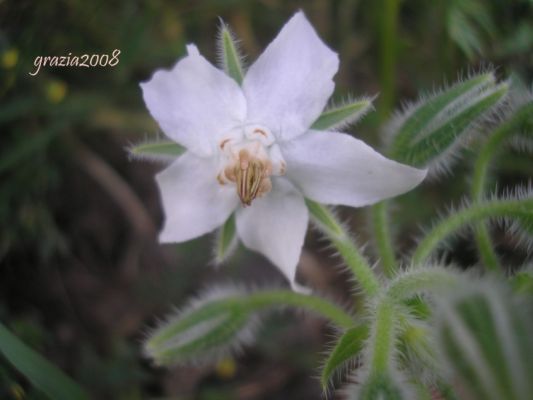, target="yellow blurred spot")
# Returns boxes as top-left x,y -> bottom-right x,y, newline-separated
1,48 -> 18,68
46,80 -> 67,103
404,324 -> 426,344
215,357 -> 237,379
10,383 -> 25,400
